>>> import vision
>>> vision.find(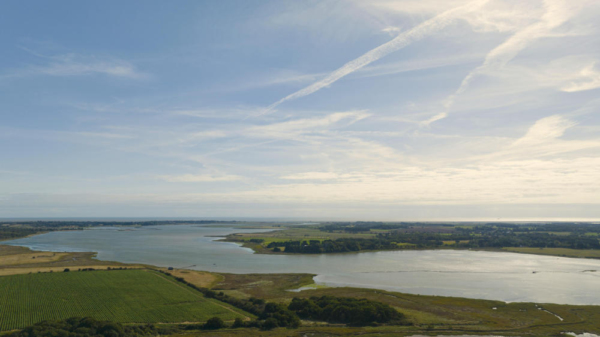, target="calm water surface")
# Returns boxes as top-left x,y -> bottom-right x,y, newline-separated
6,225 -> 600,305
